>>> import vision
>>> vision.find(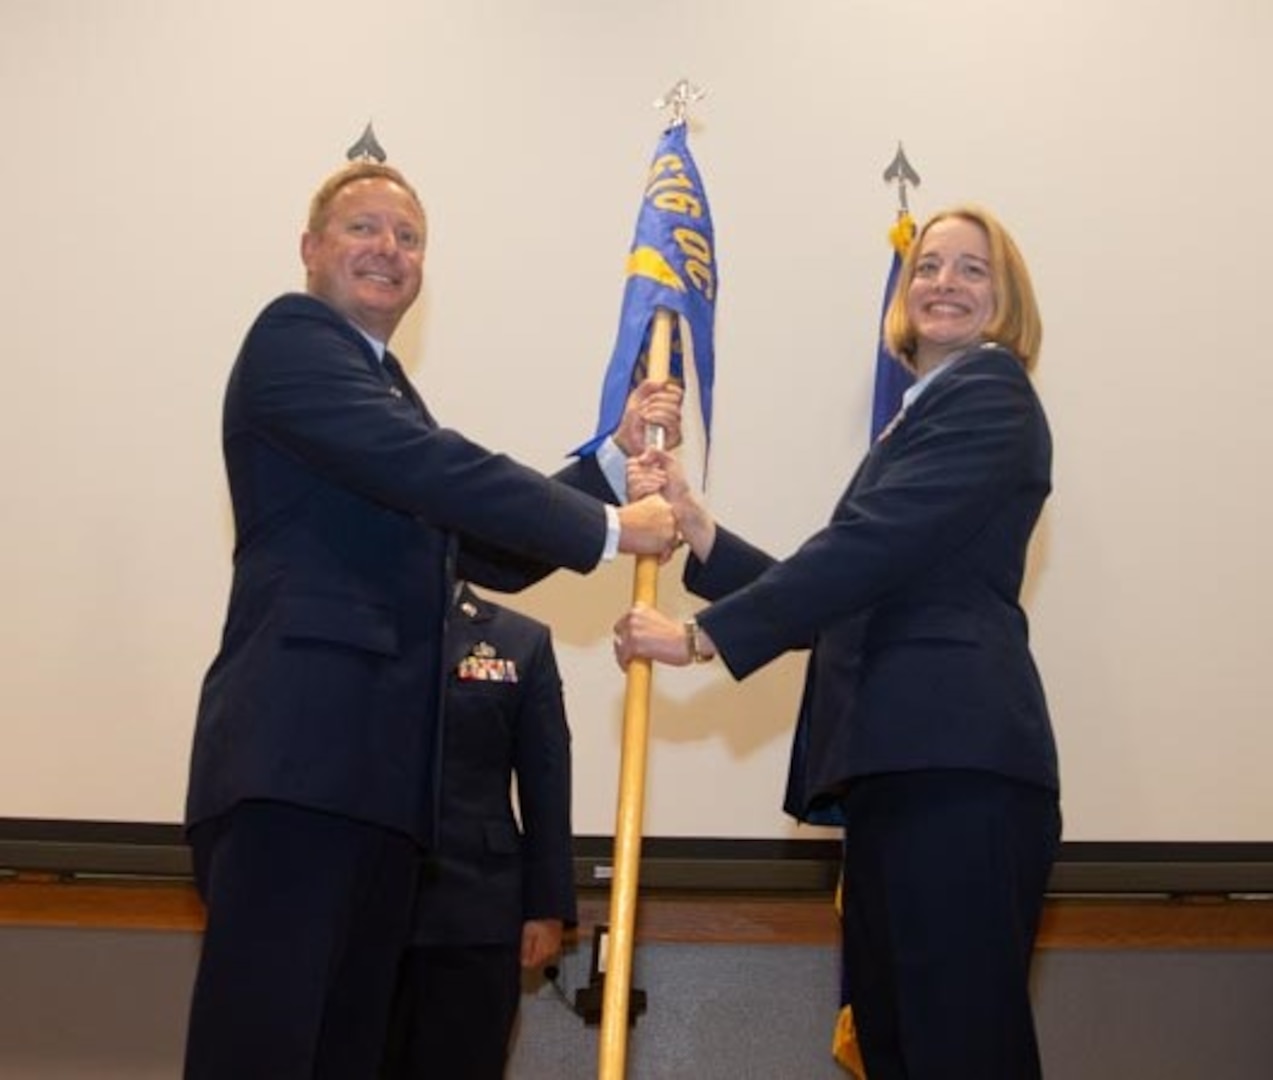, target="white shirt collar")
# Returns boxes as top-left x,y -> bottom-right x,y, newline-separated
354,325 -> 387,362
